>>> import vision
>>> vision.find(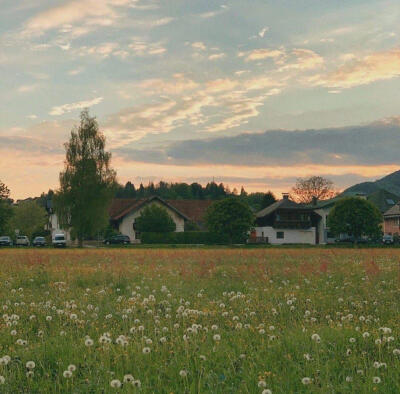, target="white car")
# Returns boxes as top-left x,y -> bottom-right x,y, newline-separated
16,235 -> 30,246
52,234 -> 67,248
